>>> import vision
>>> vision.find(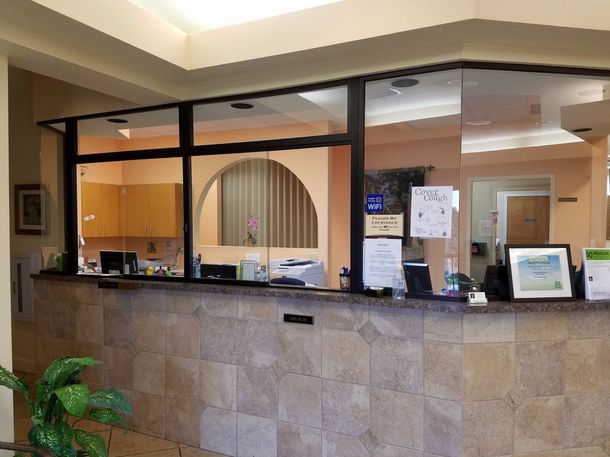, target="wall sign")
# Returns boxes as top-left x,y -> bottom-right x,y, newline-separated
410,186 -> 453,239
366,194 -> 384,213
365,213 -> 404,237
283,314 -> 314,325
